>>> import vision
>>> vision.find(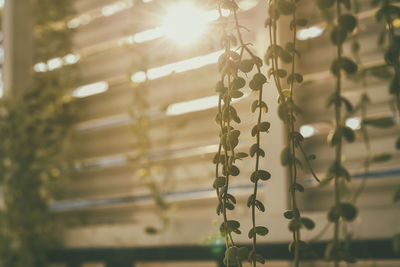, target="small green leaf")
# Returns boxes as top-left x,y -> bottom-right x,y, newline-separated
251,125 -> 259,137
257,170 -> 271,181
253,73 -> 267,85
229,90 -> 244,98
216,203 -> 222,215
236,152 -> 248,159
249,79 -> 262,91
363,117 -> 395,128
284,210 -> 295,219
227,220 -> 240,231
213,176 -> 226,188
329,203 -> 358,222
258,148 -> 265,157
339,202 -> 358,221
290,183 -> 304,192
280,49 -> 293,63
287,73 -> 303,84
229,165 -> 240,176
255,200 -> 265,212
239,59 -> 254,73
145,226 -> 158,234
247,194 -> 255,207
300,217 -> 315,230
339,14 -> 357,32
212,153 -> 220,164
251,100 -> 258,113
371,153 -> 392,163
255,226 -> 269,236
285,42 -> 294,52
342,126 -> 355,143
226,193 -> 236,204
249,251 -> 266,264
248,227 -> 256,238
277,69 -> 287,77
232,77 -> 246,90
330,26 -> 348,45
331,57 -> 358,75
225,202 -> 235,210
340,96 -> 353,112
368,65 -> 393,80
259,121 -> 271,132
250,143 -> 258,157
